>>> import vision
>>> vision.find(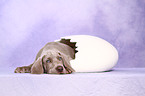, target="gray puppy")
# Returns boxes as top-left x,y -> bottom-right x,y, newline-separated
15,39 -> 77,74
